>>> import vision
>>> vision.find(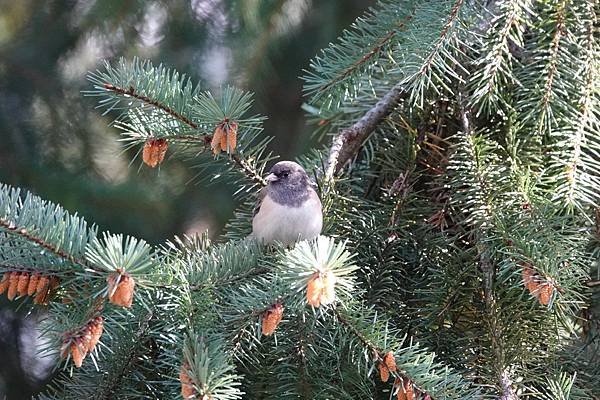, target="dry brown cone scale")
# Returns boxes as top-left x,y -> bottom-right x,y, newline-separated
261,303 -> 284,336
211,120 -> 238,155
142,138 -> 168,168
521,263 -> 556,306
306,270 -> 336,308
395,377 -> 415,400
107,271 -> 136,308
